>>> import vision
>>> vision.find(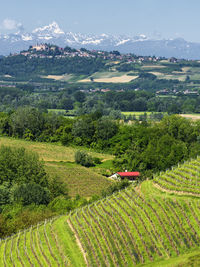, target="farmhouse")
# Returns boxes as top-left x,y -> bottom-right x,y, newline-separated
117,172 -> 140,180
111,171 -> 140,181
